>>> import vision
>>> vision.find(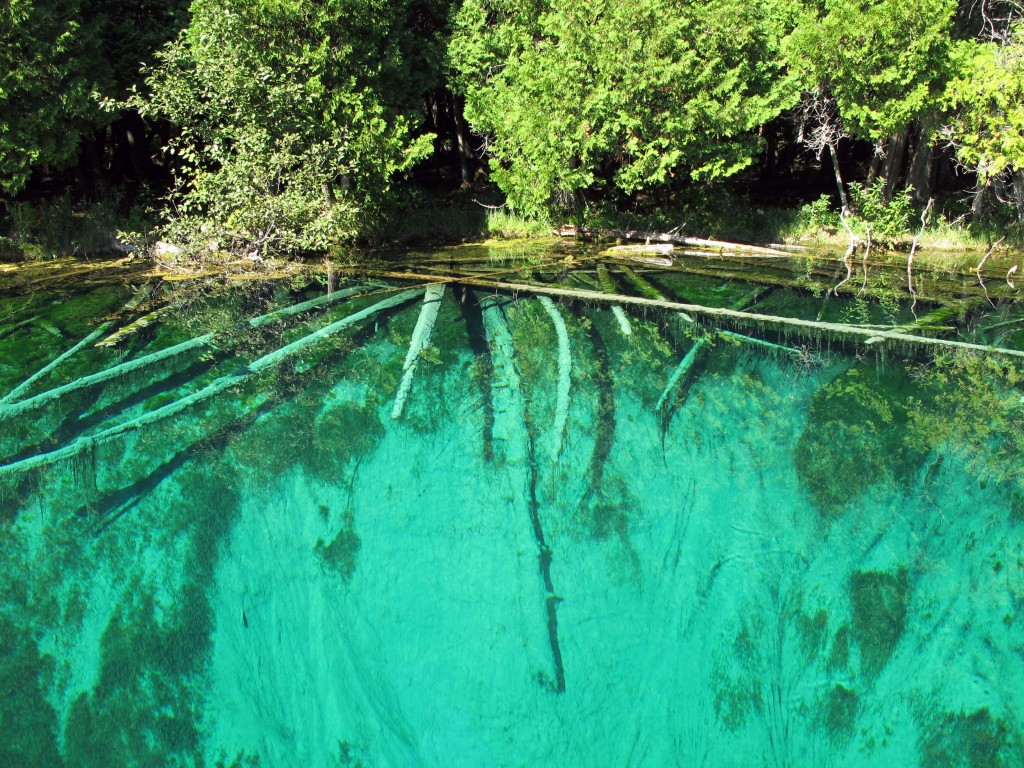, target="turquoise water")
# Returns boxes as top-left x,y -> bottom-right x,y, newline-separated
1,249 -> 1023,766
